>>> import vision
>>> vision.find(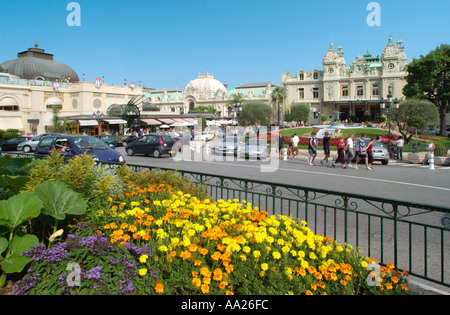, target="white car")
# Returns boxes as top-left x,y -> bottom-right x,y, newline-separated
195,131 -> 215,141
